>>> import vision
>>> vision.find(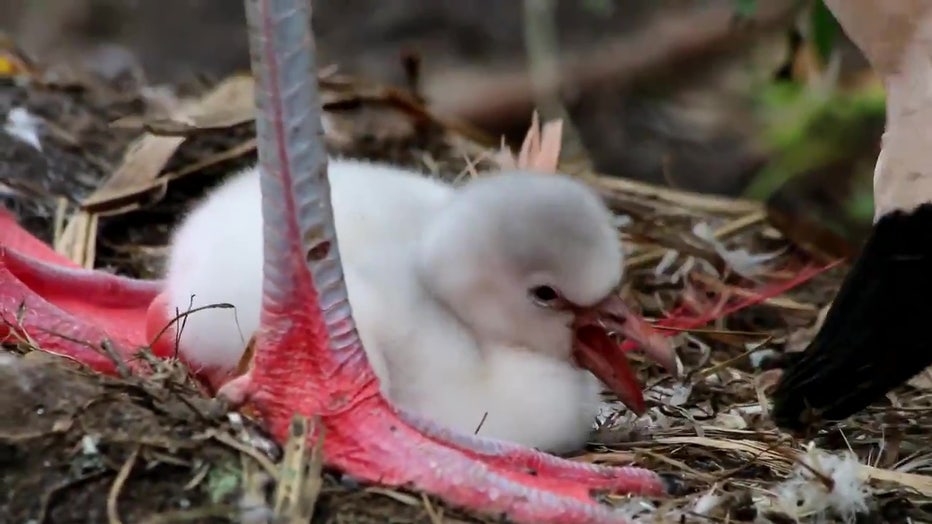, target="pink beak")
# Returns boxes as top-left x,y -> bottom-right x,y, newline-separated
571,294 -> 677,415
